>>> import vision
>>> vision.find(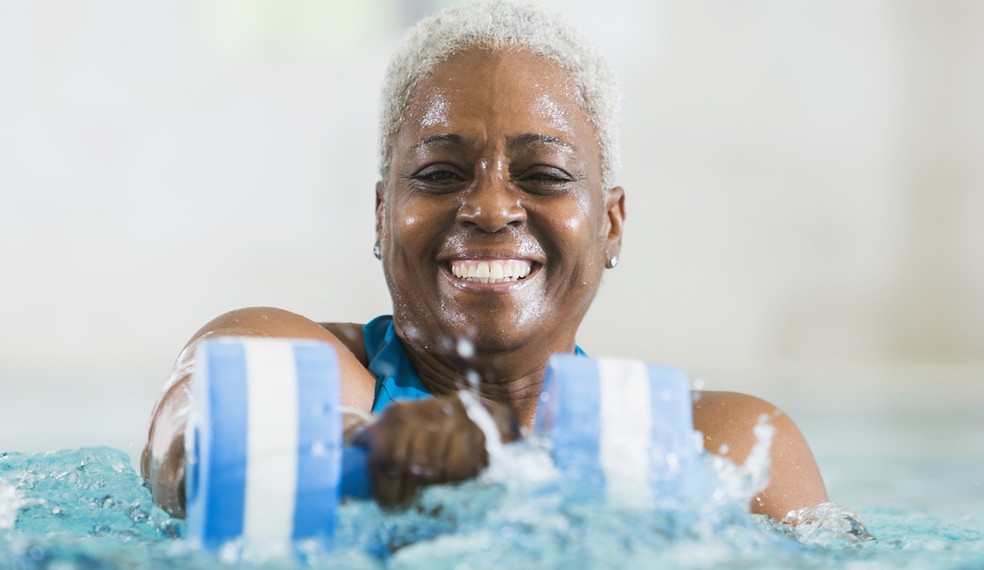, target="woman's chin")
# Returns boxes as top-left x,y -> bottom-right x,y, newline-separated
442,314 -> 561,356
